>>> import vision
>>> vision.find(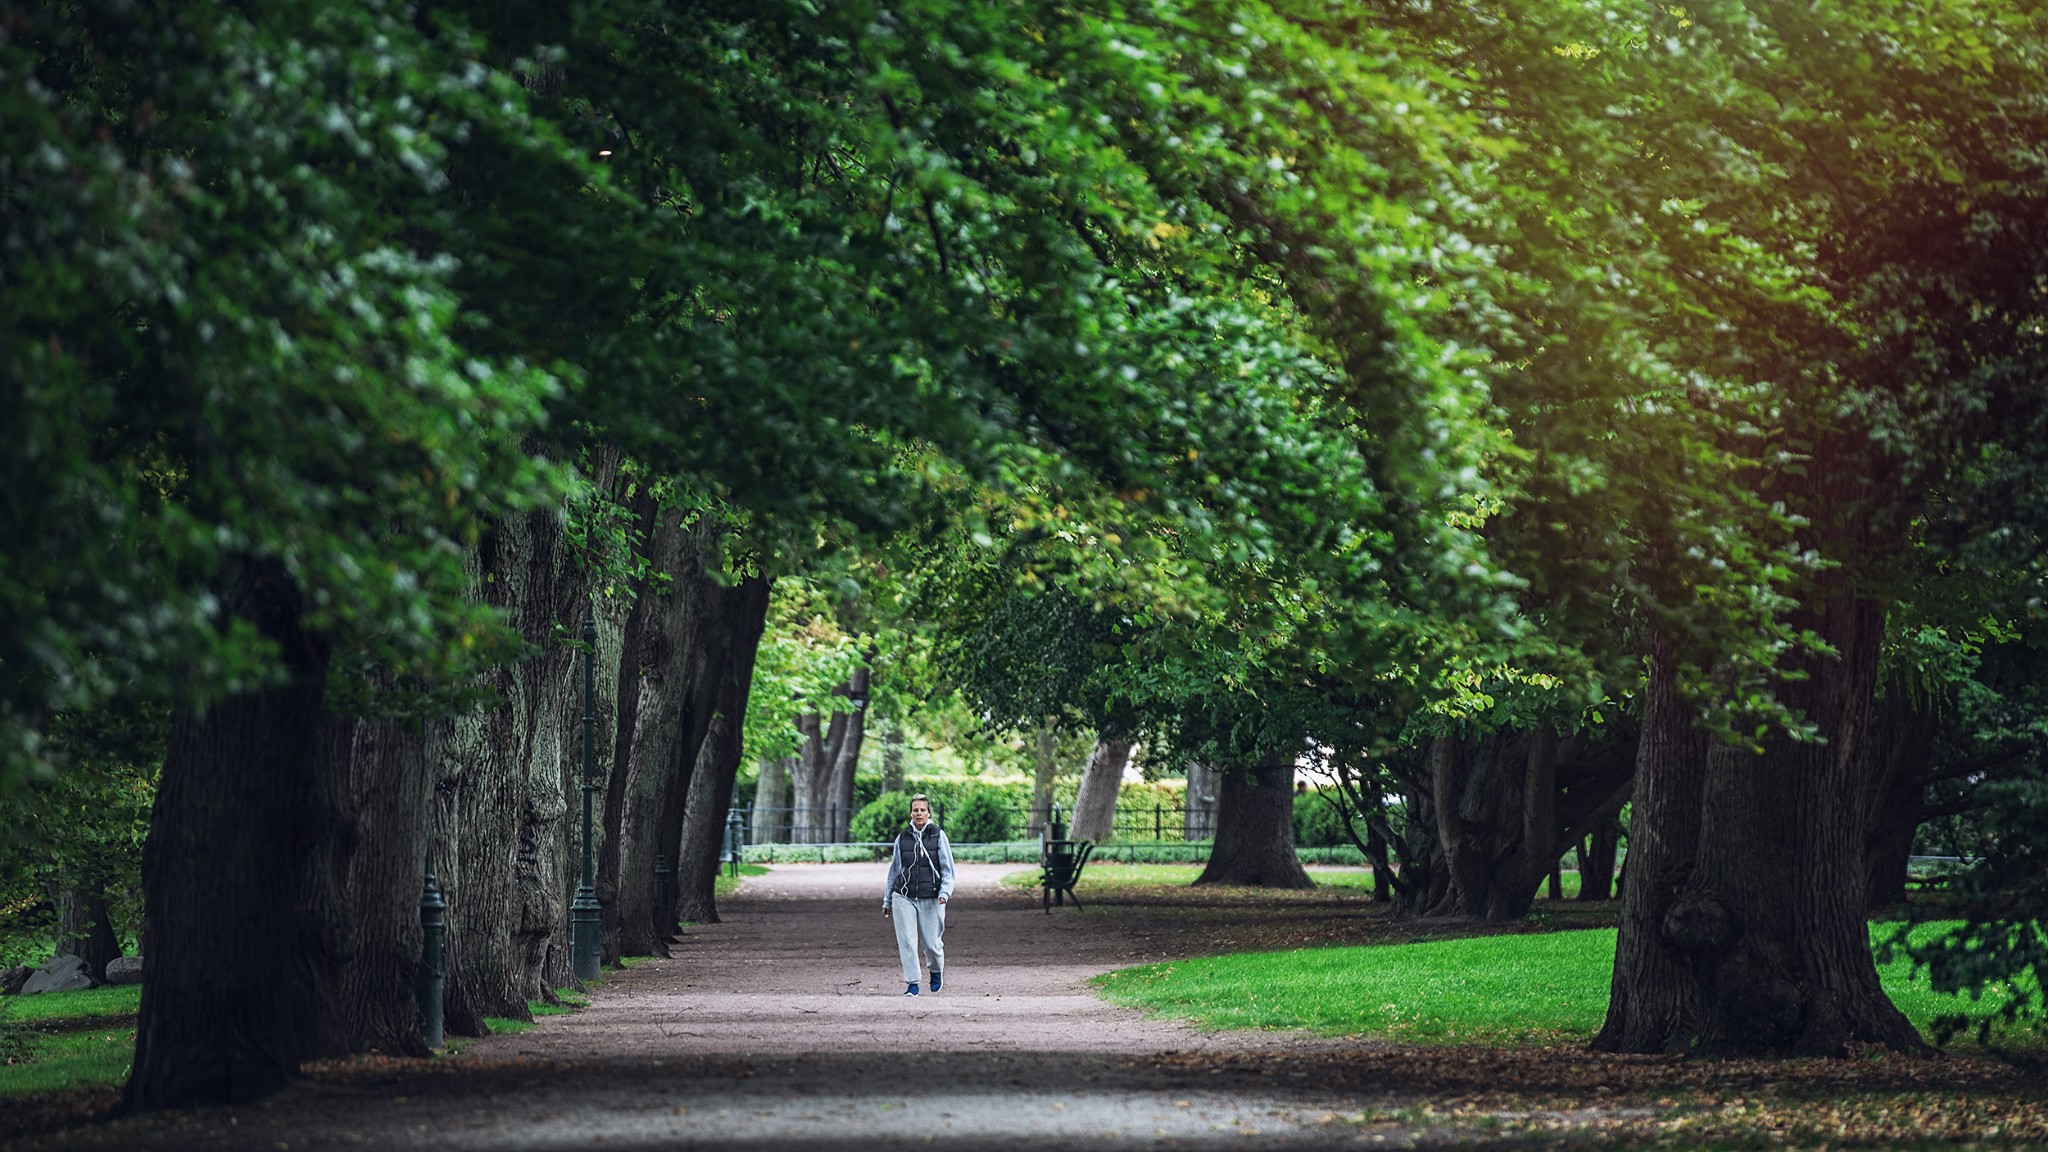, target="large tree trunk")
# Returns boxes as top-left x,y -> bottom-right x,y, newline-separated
1597,601 -> 1927,1056
646,526 -> 750,933
595,493 -> 662,963
51,877 -> 123,983
1184,762 -> 1220,841
1194,751 -> 1312,888
1577,816 -> 1622,901
880,721 -> 905,794
606,507 -> 703,959
786,676 -> 865,845
435,491 -> 595,1034
1593,639 -> 1712,1052
1392,759 -> 1452,915
672,575 -> 771,924
1028,722 -> 1058,834
1070,738 -> 1133,842
1401,728 -> 1634,920
305,707 -> 434,1058
129,558 -> 336,1109
825,667 -> 869,842
1861,695 -> 1939,911
1365,815 -> 1392,902
751,755 -> 790,843
787,713 -> 839,844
